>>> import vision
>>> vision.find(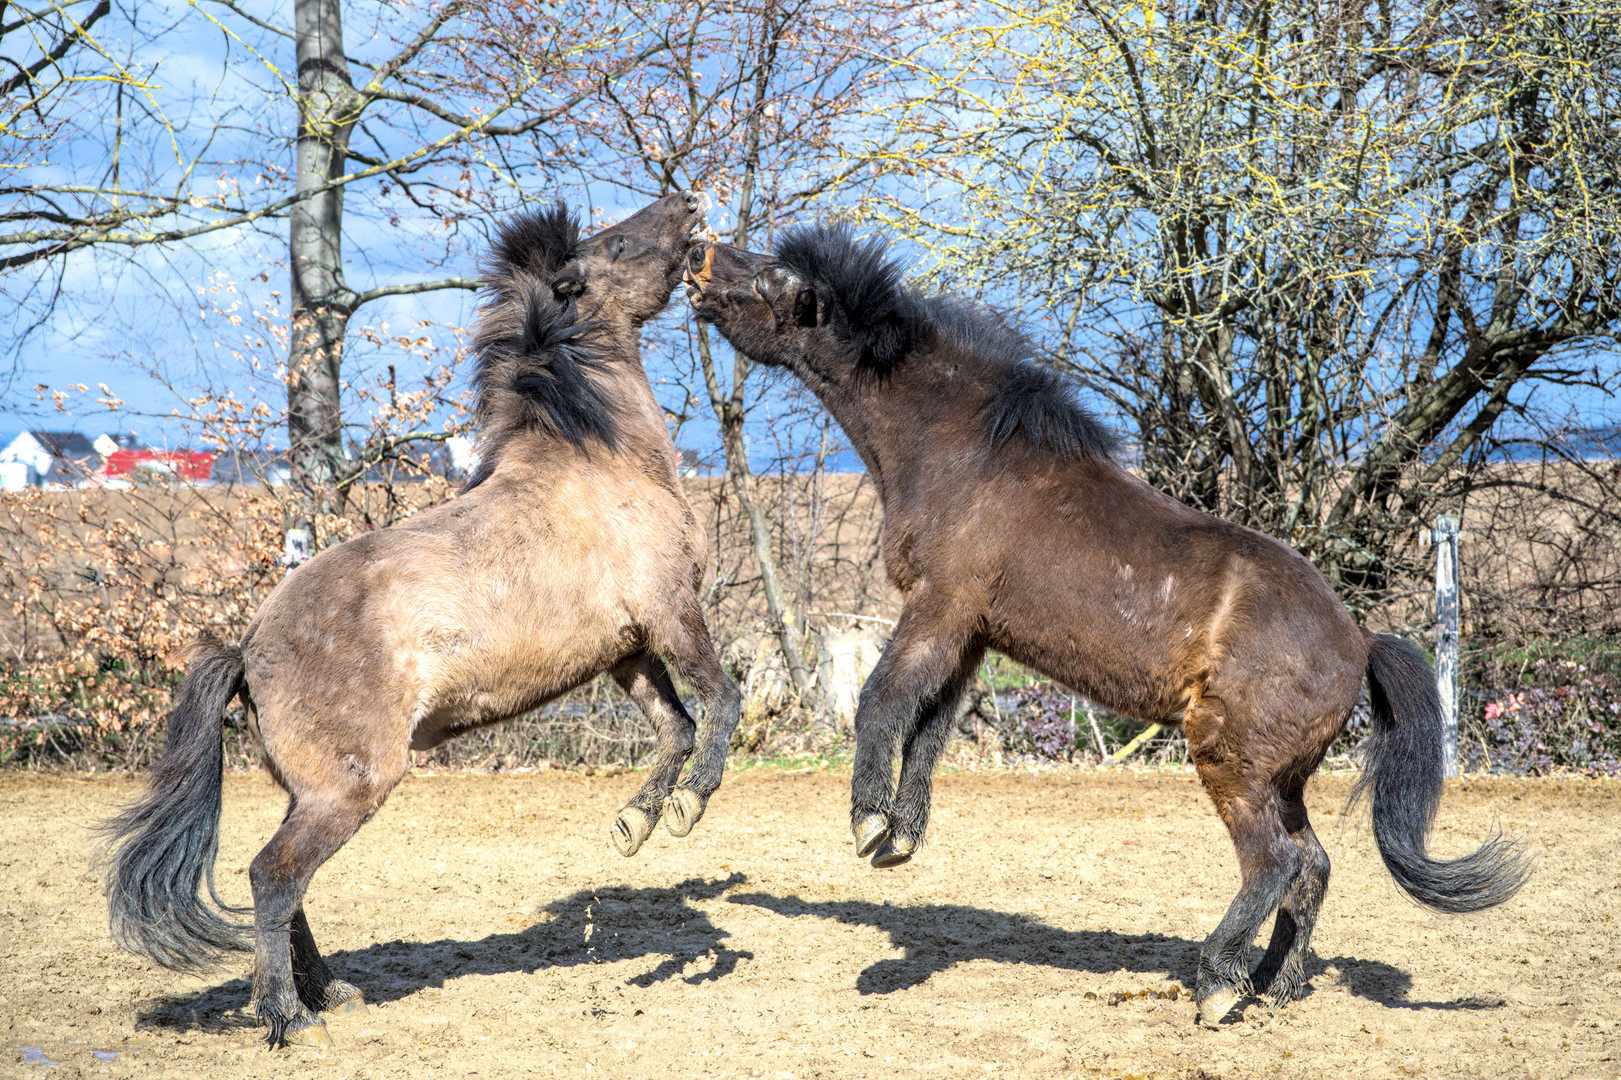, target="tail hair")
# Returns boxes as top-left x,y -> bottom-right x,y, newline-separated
99,639 -> 250,971
1350,633 -> 1531,913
